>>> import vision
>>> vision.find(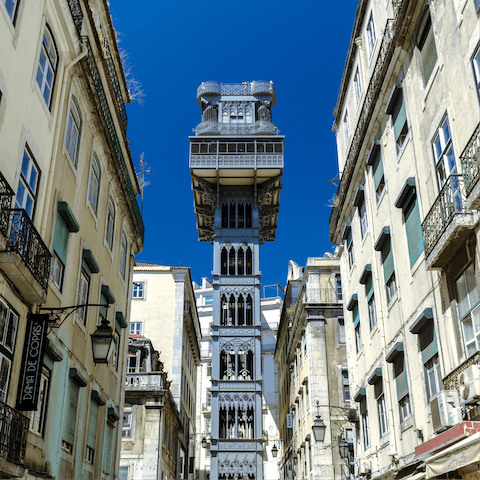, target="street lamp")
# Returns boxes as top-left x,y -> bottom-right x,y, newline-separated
91,317 -> 115,363
271,444 -> 278,458
312,401 -> 327,442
